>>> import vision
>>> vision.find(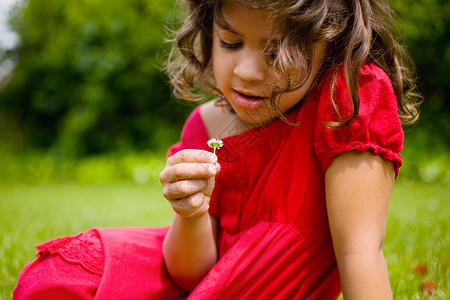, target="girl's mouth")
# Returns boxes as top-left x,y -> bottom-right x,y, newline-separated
236,91 -> 266,101
233,90 -> 268,110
